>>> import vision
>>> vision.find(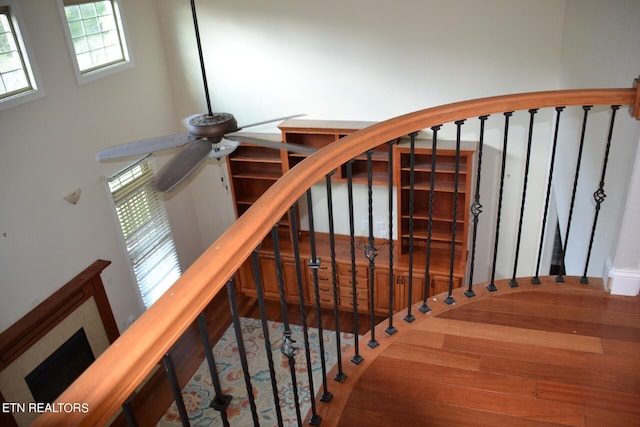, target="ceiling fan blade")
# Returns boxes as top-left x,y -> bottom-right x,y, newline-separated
236,114 -> 306,131
96,134 -> 193,161
225,134 -> 316,155
153,139 -> 213,192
